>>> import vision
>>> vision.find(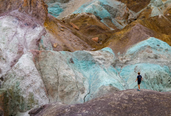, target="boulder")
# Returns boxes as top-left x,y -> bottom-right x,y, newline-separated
3,53 -> 49,116
34,48 -> 125,103
29,89 -> 171,116
92,37 -> 99,42
0,12 -> 47,78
